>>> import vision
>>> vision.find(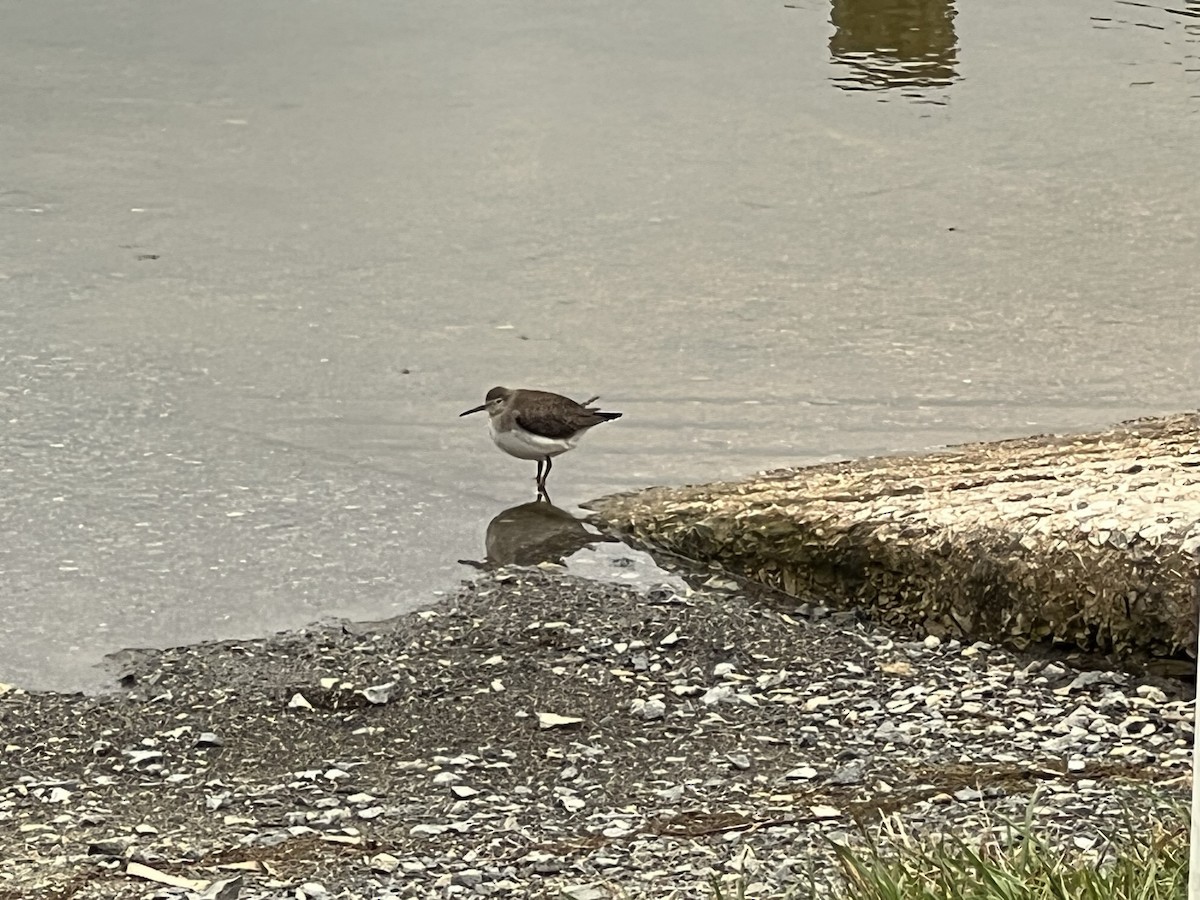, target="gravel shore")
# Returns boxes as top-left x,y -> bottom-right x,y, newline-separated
1,566 -> 1191,899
